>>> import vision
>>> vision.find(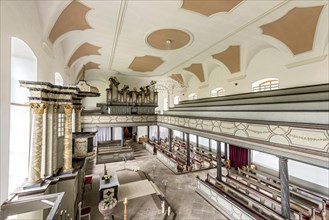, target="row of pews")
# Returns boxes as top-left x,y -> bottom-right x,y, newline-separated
202,168 -> 328,220
147,139 -> 223,173
96,140 -> 134,163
